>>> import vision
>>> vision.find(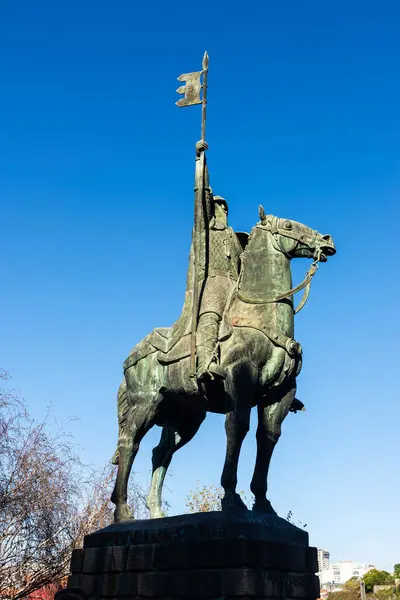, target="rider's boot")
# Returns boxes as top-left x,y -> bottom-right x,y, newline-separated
196,311 -> 226,382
